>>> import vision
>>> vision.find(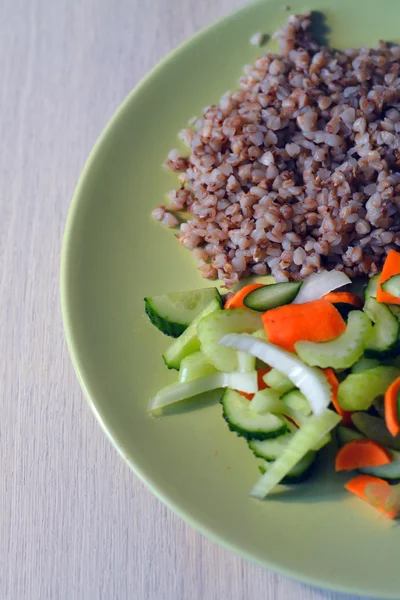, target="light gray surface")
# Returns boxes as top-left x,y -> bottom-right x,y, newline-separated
0,1 -> 375,598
